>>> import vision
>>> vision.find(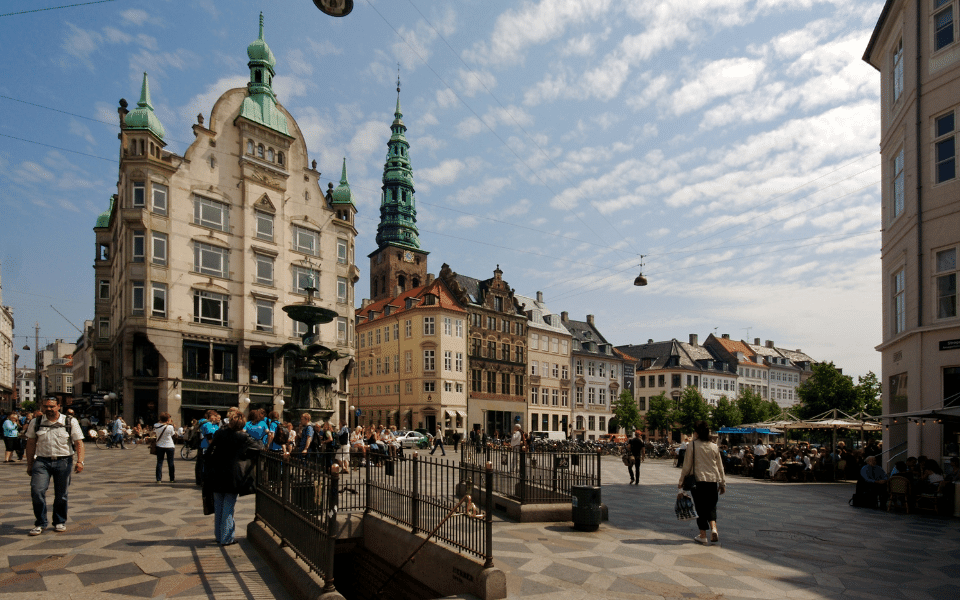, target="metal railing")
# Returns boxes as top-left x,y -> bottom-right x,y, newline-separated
254,451 -> 338,592
460,445 -> 601,504
364,454 -> 494,565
